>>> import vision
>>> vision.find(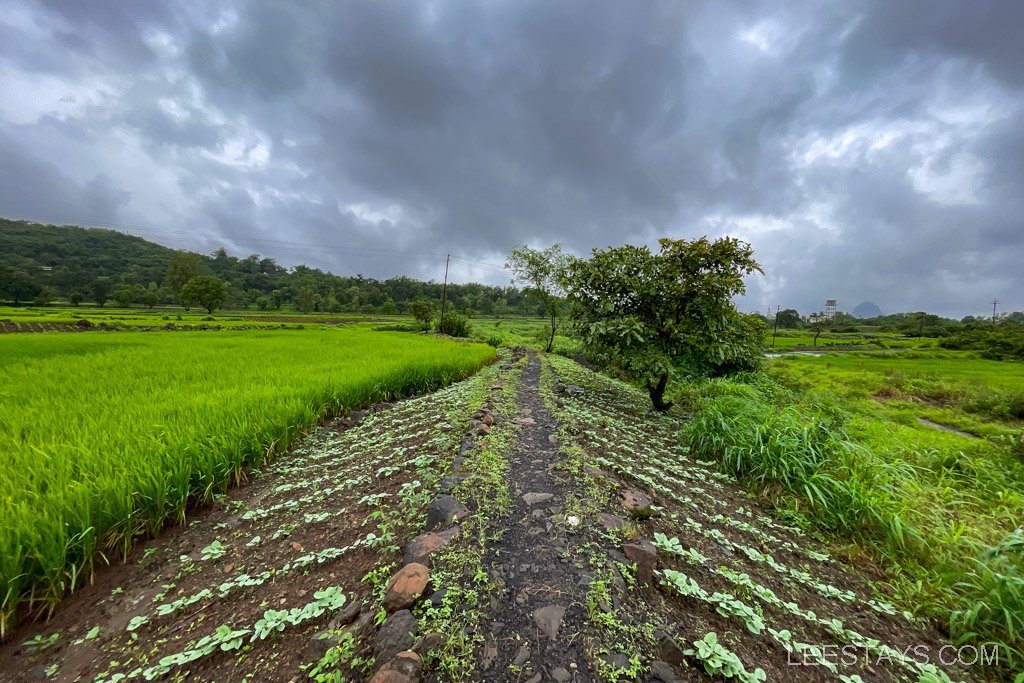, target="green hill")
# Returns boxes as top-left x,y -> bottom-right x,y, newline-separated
0,217 -> 531,314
